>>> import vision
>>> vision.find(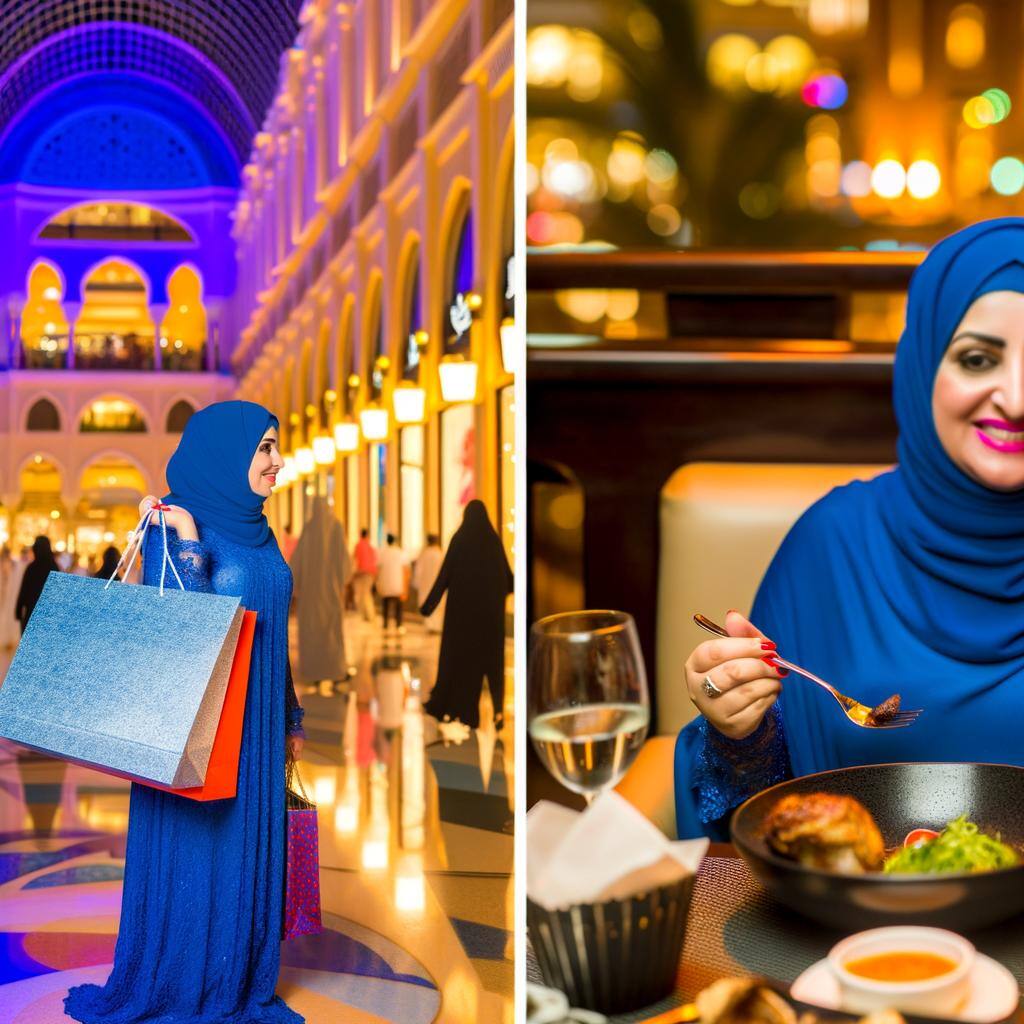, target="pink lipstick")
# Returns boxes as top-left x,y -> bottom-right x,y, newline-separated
975,418 -> 1024,453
